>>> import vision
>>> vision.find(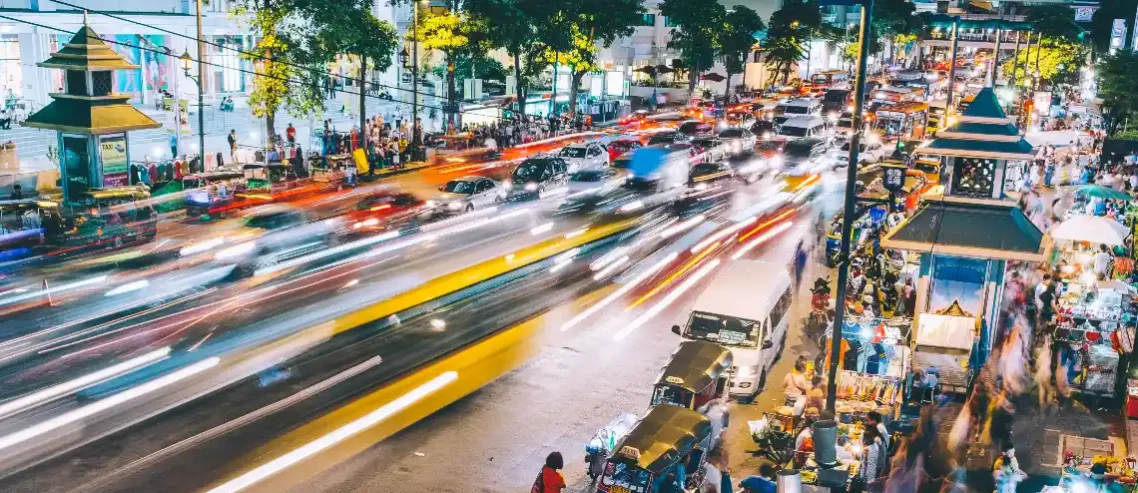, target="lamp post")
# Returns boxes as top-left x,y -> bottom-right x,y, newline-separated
179,49 -> 205,168
650,41 -> 659,112
195,0 -> 205,164
410,1 -> 422,161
